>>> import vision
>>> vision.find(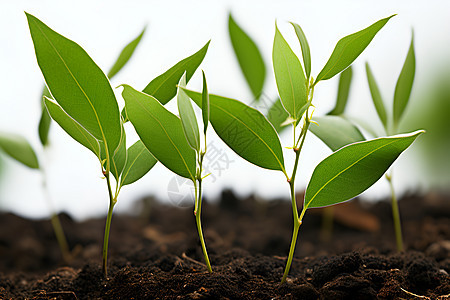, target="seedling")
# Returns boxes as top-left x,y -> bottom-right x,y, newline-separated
364,33 -> 416,251
0,131 -> 70,261
26,13 -> 158,277
181,16 -> 423,283
121,67 -> 213,272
